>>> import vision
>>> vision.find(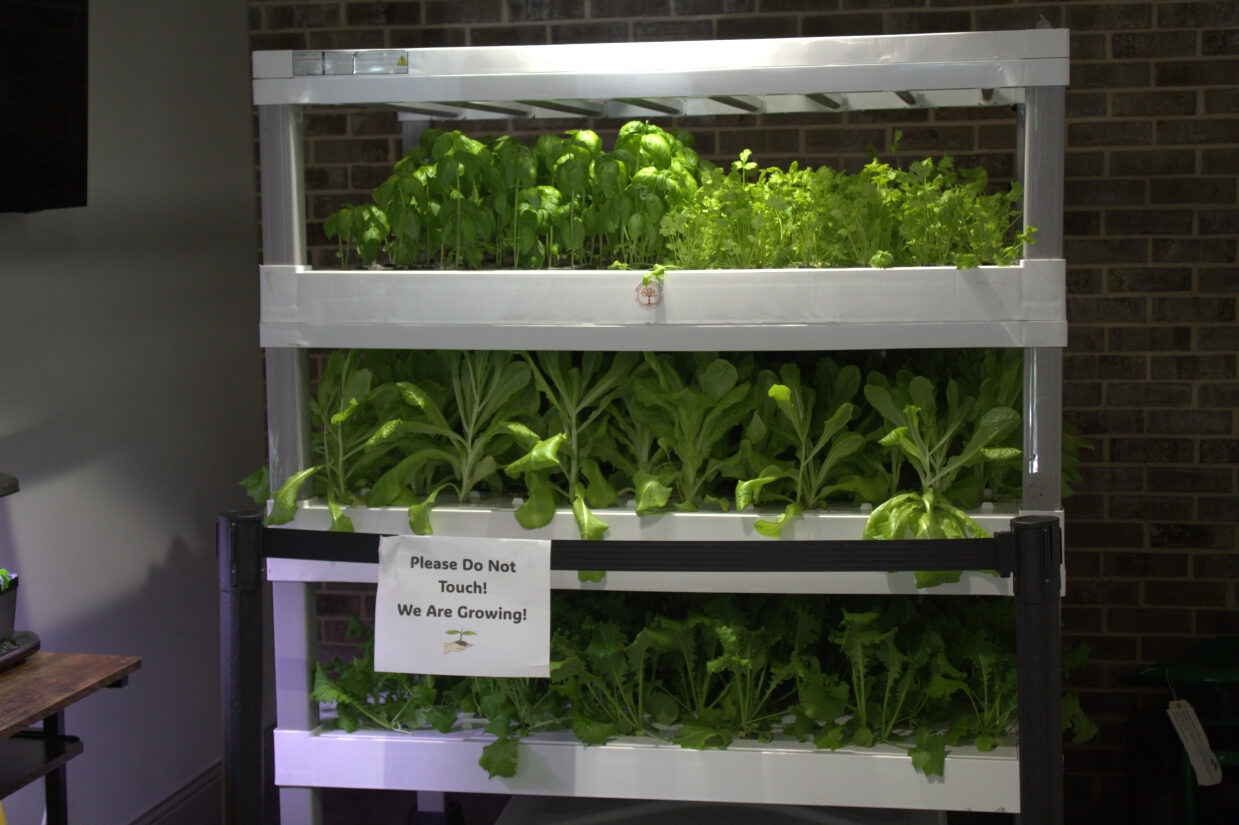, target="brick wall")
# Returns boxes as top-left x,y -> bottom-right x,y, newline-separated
248,2 -> 1239,820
